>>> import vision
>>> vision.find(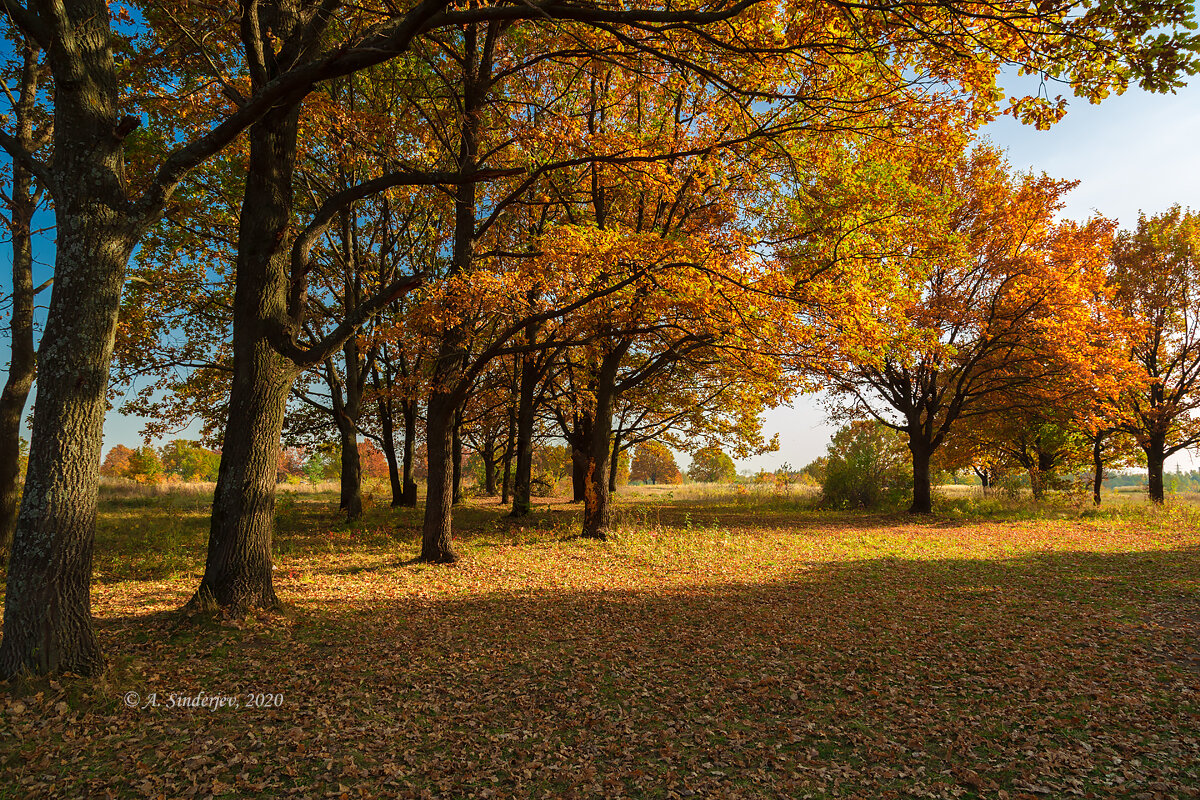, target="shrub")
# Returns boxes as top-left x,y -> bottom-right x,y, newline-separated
821,420 -> 911,510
